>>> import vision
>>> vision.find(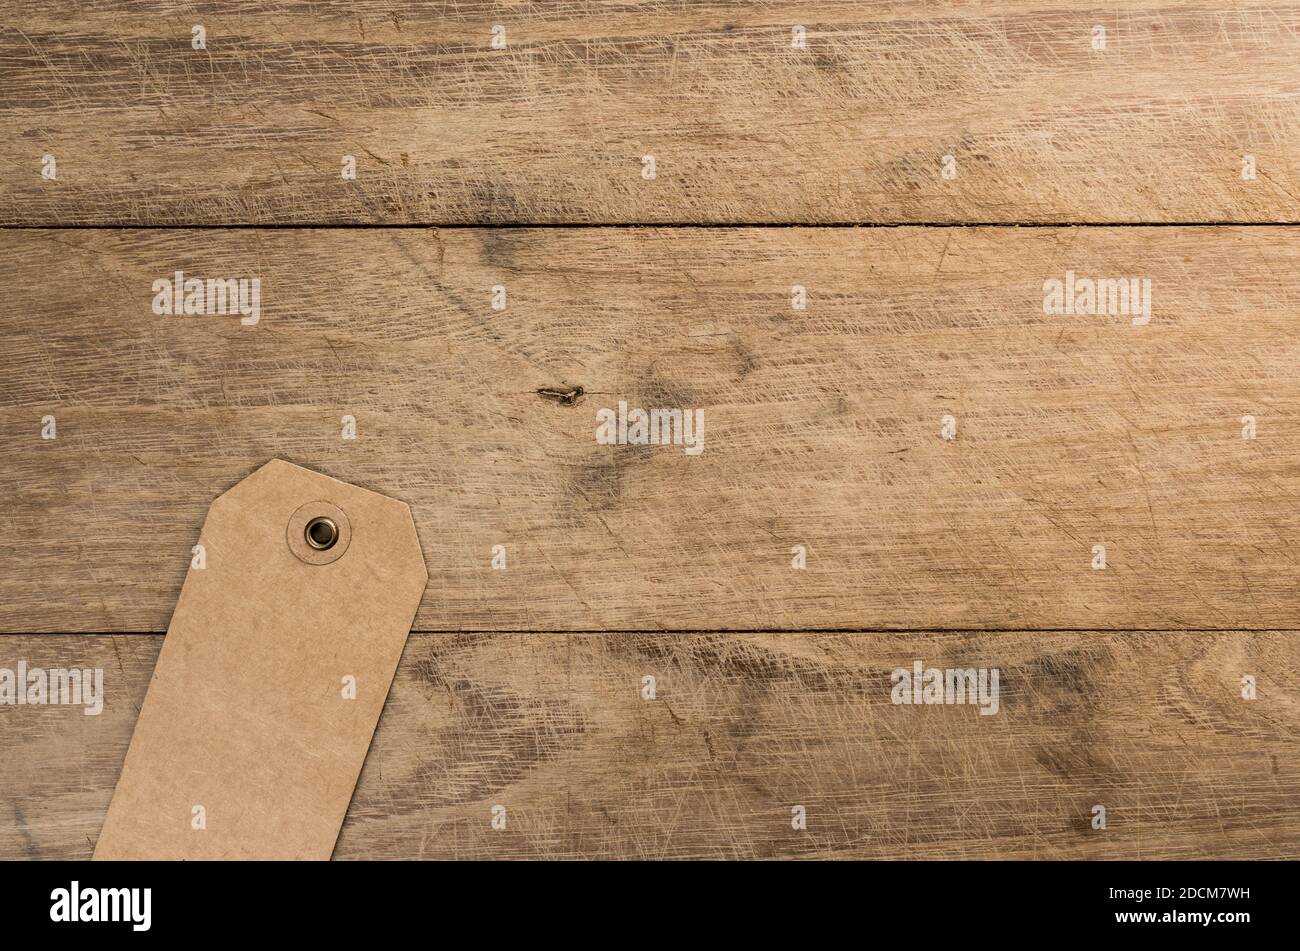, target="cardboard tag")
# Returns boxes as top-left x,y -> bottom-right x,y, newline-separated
94,460 -> 427,860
